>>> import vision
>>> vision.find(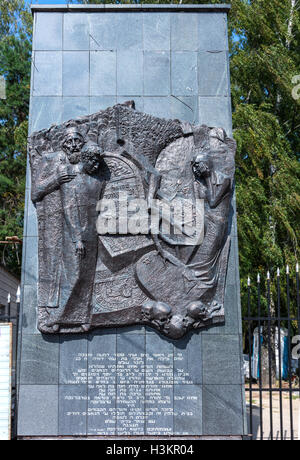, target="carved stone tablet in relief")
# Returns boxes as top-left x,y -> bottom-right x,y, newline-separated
28,101 -> 236,339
